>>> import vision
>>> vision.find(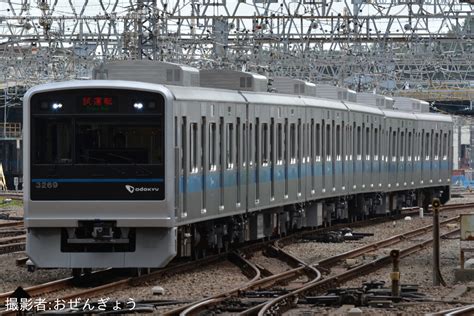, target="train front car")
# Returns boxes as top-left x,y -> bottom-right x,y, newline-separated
24,81 -> 176,269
